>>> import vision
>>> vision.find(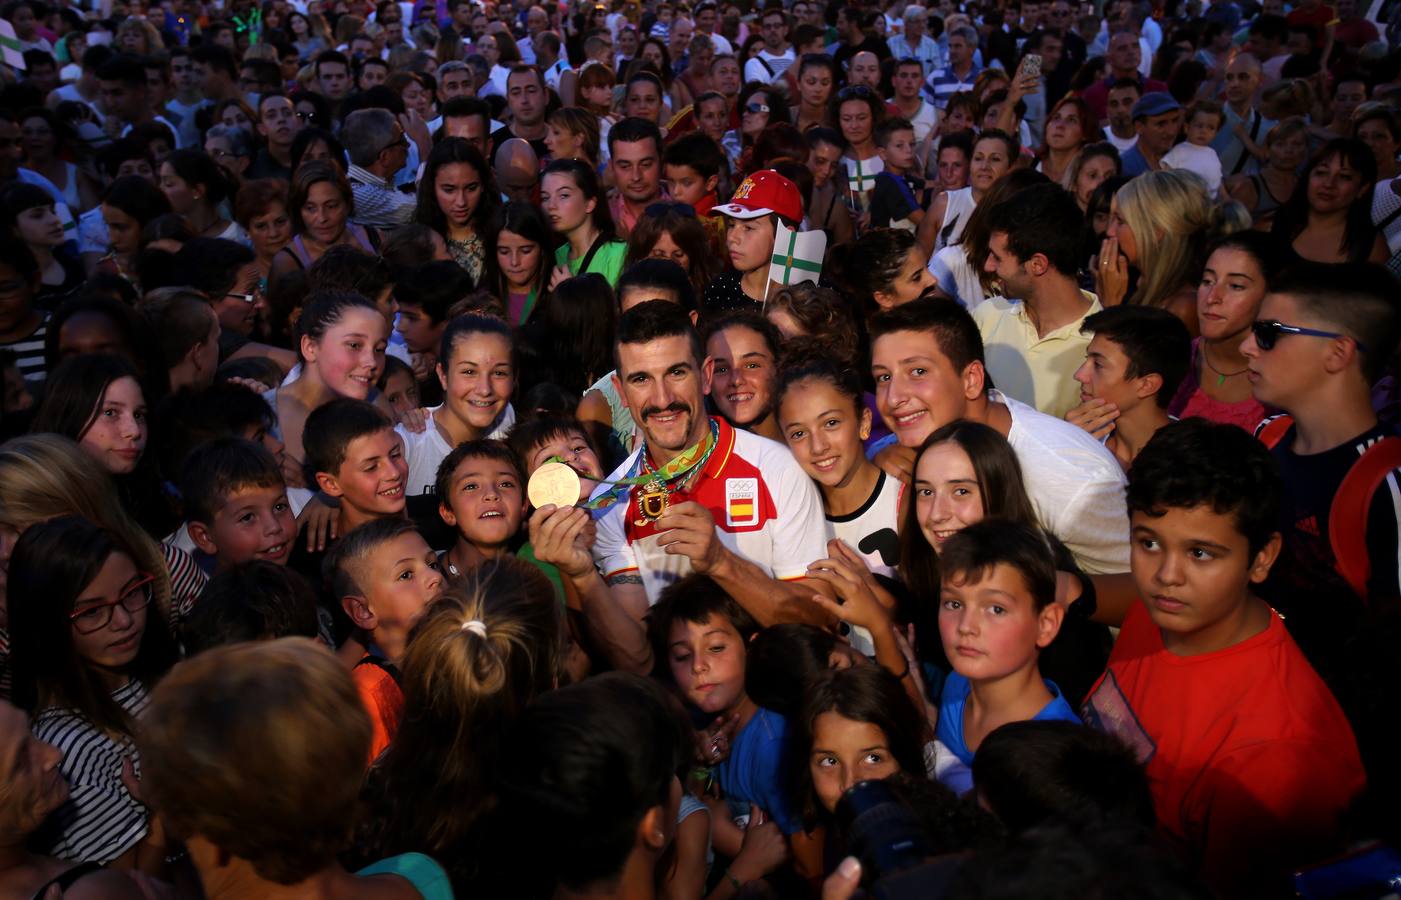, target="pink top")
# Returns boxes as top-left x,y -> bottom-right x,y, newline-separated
1168,338 -> 1269,432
